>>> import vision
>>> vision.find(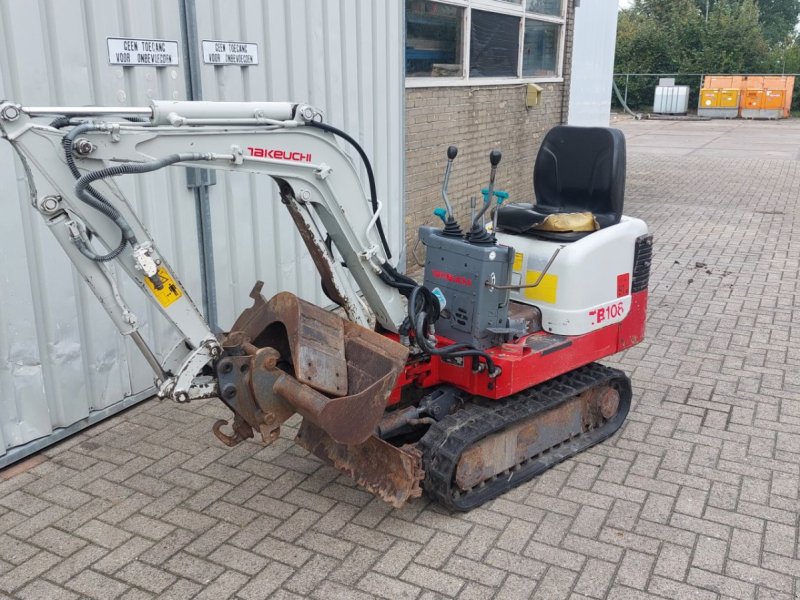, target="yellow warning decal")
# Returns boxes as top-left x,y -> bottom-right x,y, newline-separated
512,251 -> 524,272
523,270 -> 558,304
144,266 -> 183,308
